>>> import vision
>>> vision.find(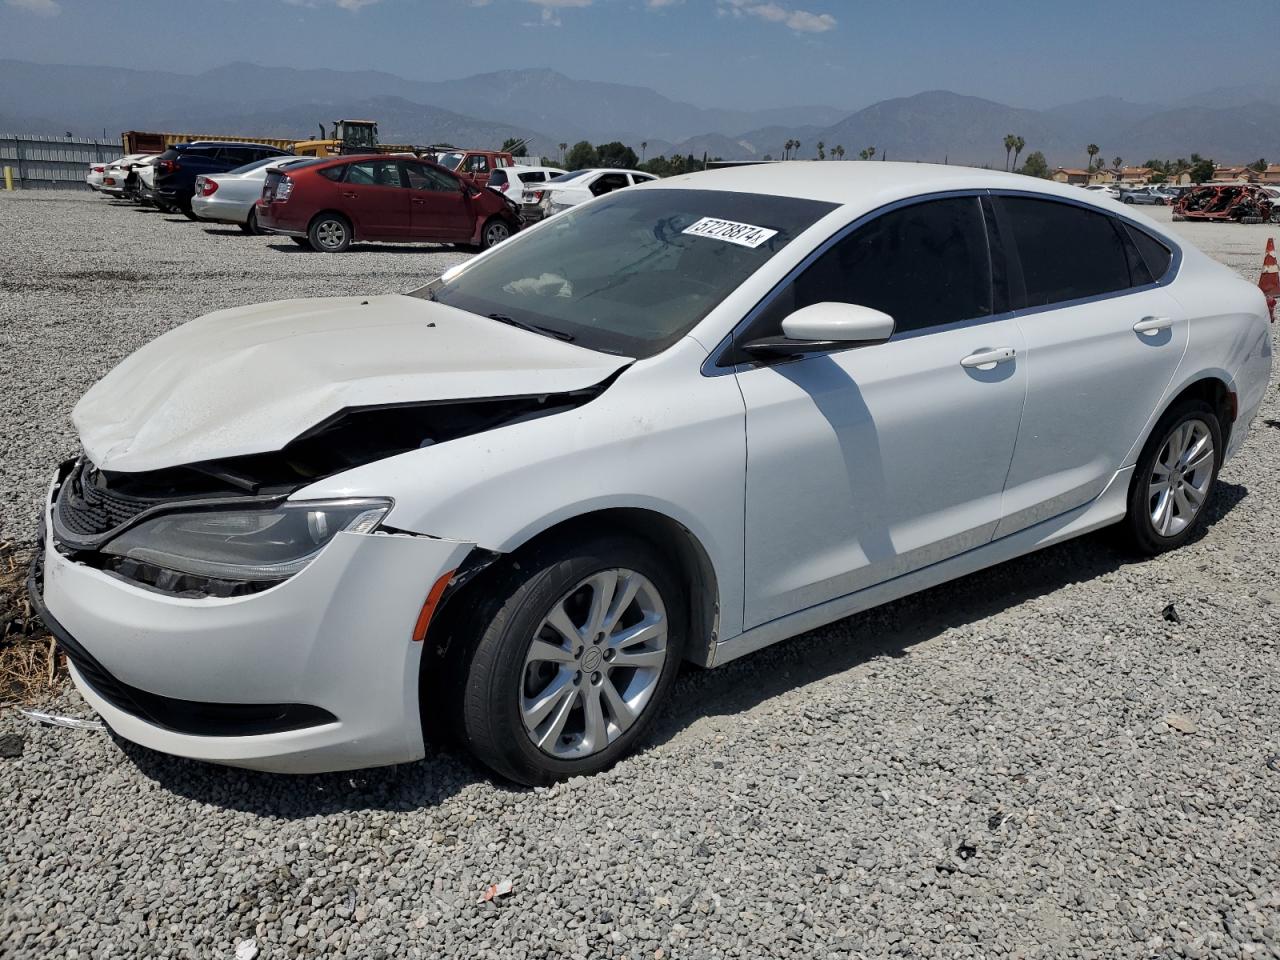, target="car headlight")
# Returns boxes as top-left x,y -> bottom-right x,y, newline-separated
101,499 -> 390,582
